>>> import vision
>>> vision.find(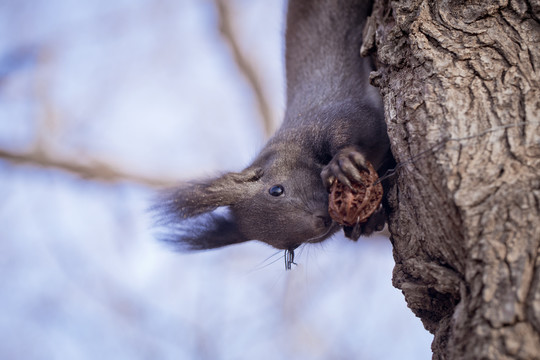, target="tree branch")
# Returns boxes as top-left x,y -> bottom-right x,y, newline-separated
213,0 -> 275,138
0,146 -> 176,188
